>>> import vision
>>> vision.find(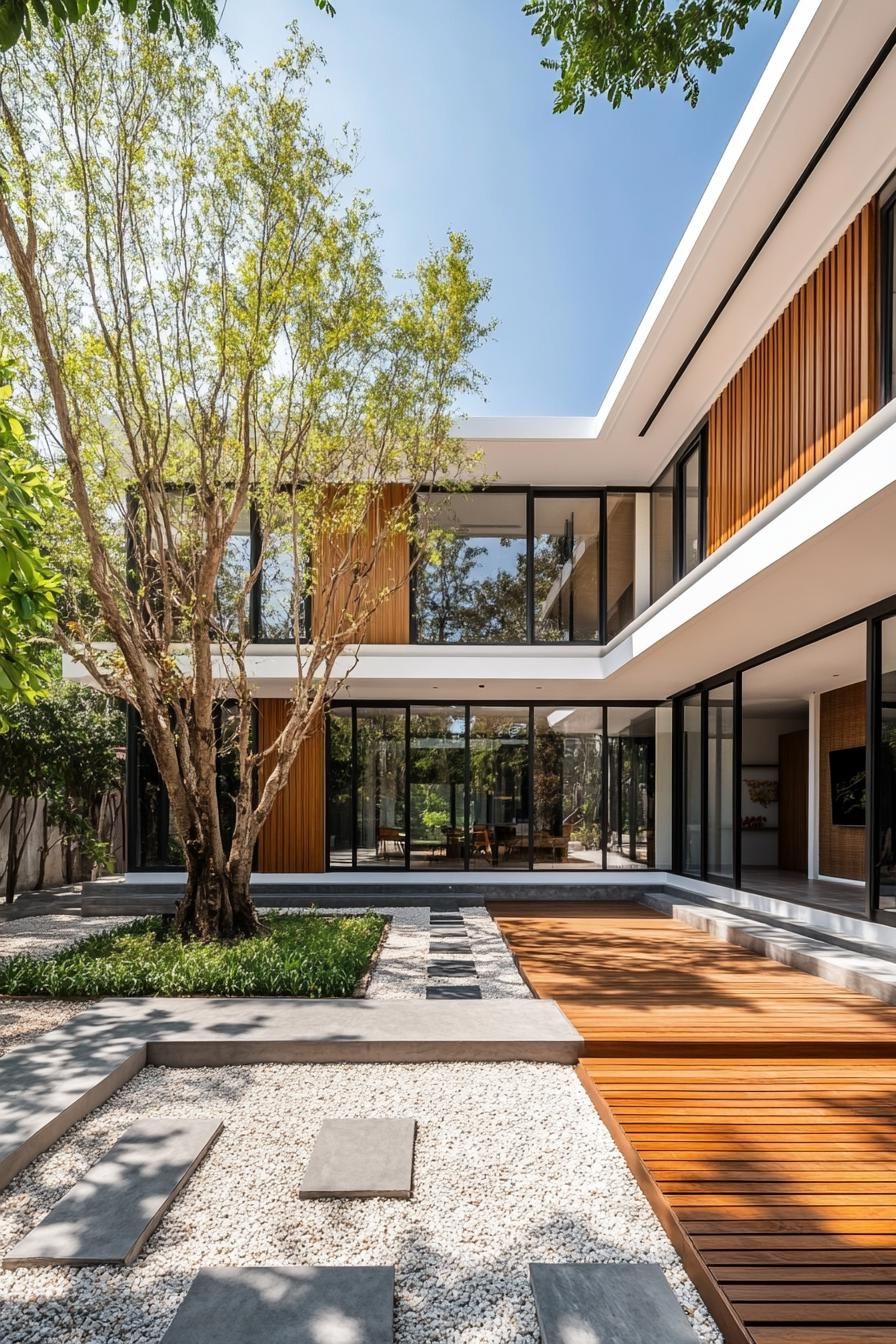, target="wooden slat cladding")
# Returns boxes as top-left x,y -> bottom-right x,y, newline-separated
314,483 -> 411,645
707,202 -> 879,551
255,699 -> 325,872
